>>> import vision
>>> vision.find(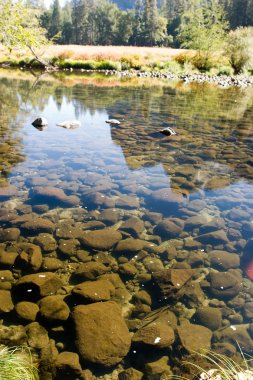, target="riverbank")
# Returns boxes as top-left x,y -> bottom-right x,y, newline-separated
1,44 -> 253,88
